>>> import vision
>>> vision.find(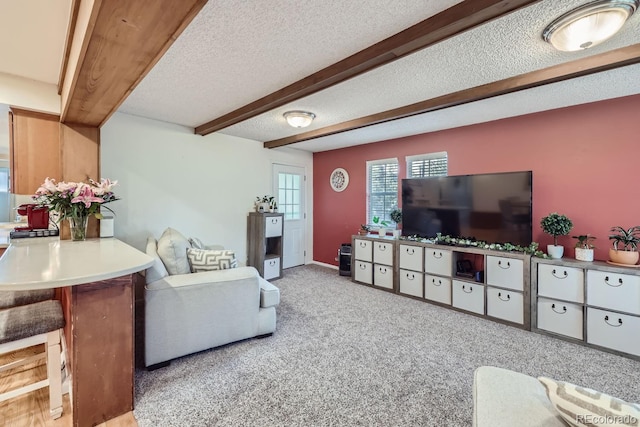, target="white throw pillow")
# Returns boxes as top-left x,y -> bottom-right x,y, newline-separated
156,228 -> 192,275
186,248 -> 238,273
189,237 -> 205,249
145,237 -> 169,283
539,377 -> 640,427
